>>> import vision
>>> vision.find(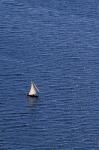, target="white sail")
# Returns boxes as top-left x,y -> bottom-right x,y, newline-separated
28,82 -> 37,96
